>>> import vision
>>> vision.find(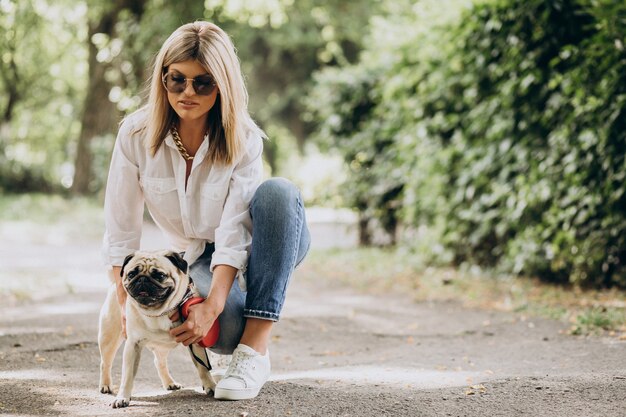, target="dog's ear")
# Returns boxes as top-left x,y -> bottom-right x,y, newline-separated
121,253 -> 135,277
165,251 -> 188,274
